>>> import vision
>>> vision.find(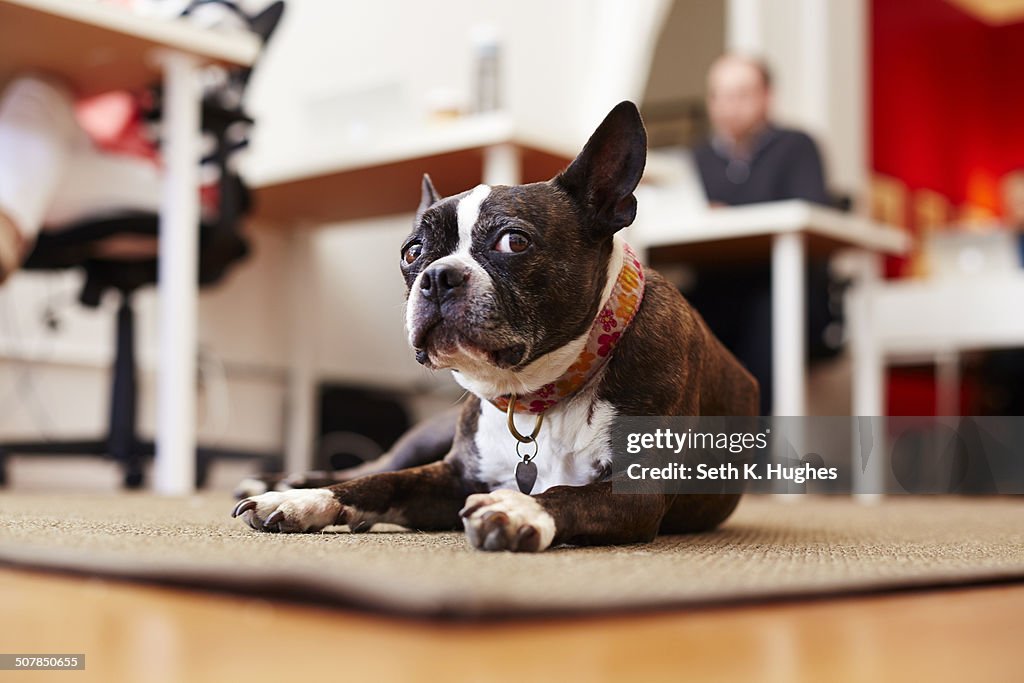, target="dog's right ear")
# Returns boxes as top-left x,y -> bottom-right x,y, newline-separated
417,174 -> 441,218
249,1 -> 285,44
556,101 -> 647,239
